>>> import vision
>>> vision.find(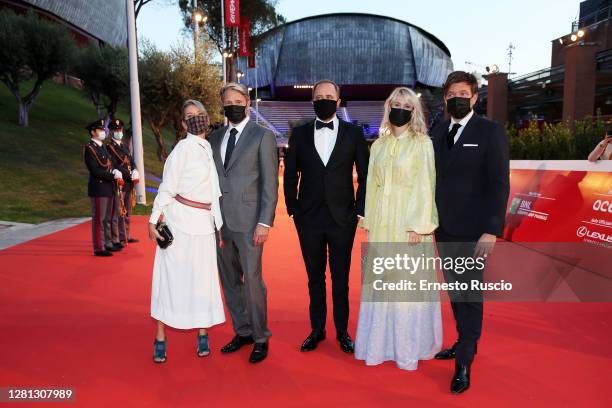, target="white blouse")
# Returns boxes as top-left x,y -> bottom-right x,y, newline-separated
149,134 -> 222,235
